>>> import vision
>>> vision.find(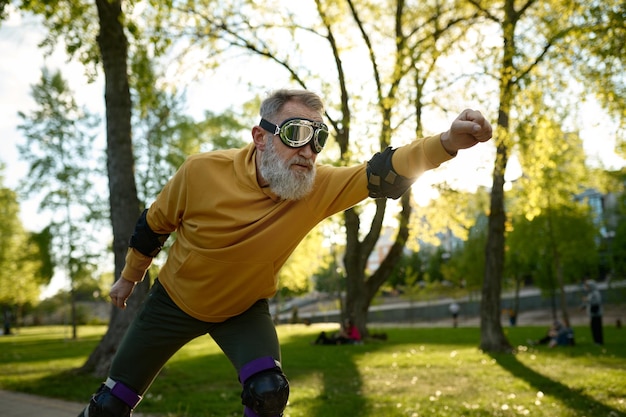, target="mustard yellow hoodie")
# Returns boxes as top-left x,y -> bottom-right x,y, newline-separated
122,134 -> 451,322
